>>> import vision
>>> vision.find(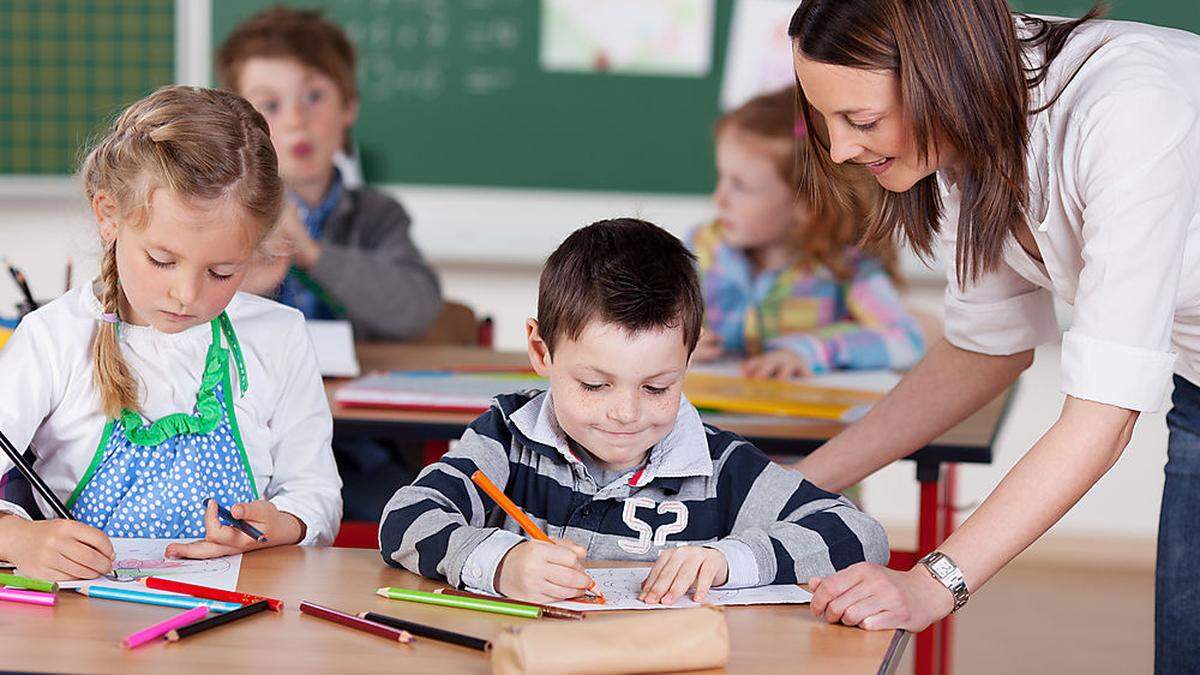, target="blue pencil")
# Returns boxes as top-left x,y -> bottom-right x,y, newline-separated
208,499 -> 268,543
77,585 -> 242,613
